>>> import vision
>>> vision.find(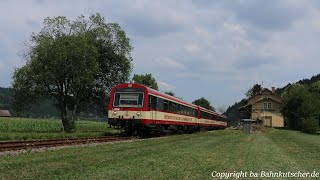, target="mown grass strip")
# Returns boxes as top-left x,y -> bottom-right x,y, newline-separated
0,129 -> 319,179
